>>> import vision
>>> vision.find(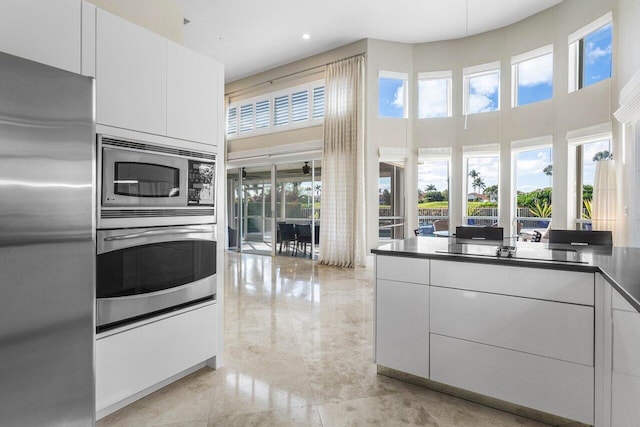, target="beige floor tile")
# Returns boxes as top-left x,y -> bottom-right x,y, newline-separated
208,405 -> 322,427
